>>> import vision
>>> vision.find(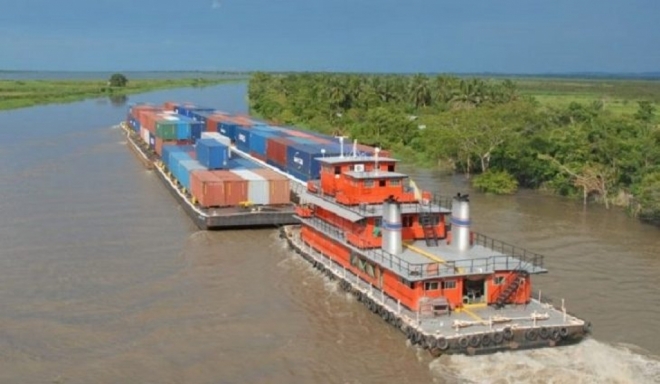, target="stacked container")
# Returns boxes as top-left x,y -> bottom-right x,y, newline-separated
196,139 -> 230,170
